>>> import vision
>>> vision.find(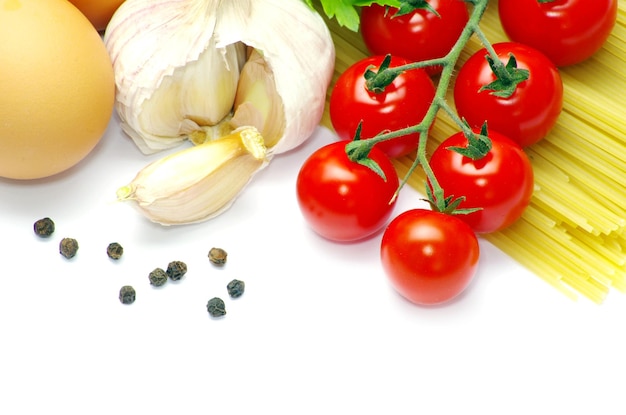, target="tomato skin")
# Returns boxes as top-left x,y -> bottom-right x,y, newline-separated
380,209 -> 479,306
296,141 -> 399,242
429,130 -> 534,233
454,42 -> 563,148
498,0 -> 617,67
329,55 -> 436,158
360,0 -> 469,76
